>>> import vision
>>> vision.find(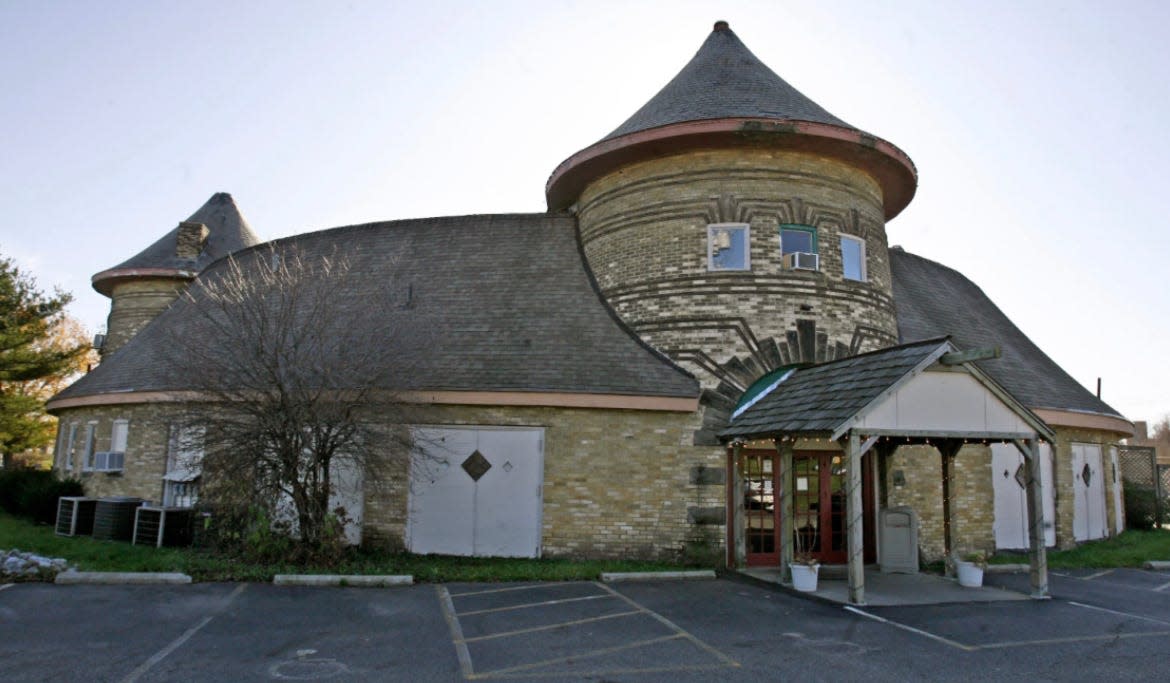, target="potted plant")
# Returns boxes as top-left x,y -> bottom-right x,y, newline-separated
789,524 -> 820,592
955,551 -> 987,588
